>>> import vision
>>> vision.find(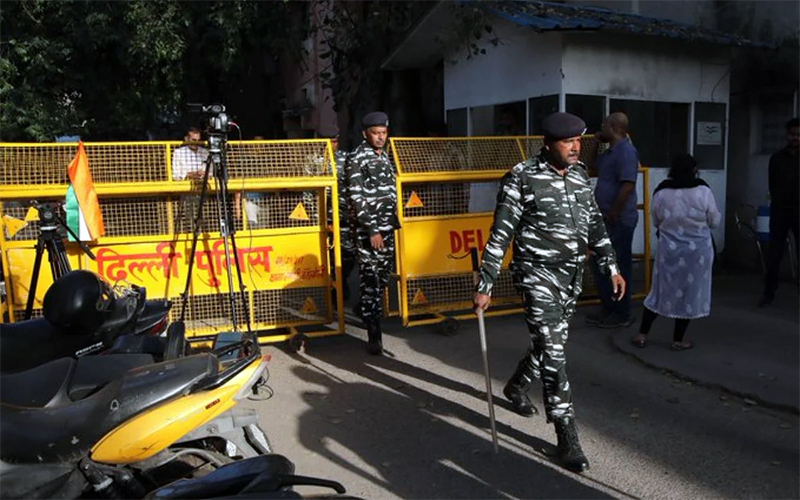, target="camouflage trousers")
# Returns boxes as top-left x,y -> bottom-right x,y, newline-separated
513,263 -> 583,422
355,231 -> 395,323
